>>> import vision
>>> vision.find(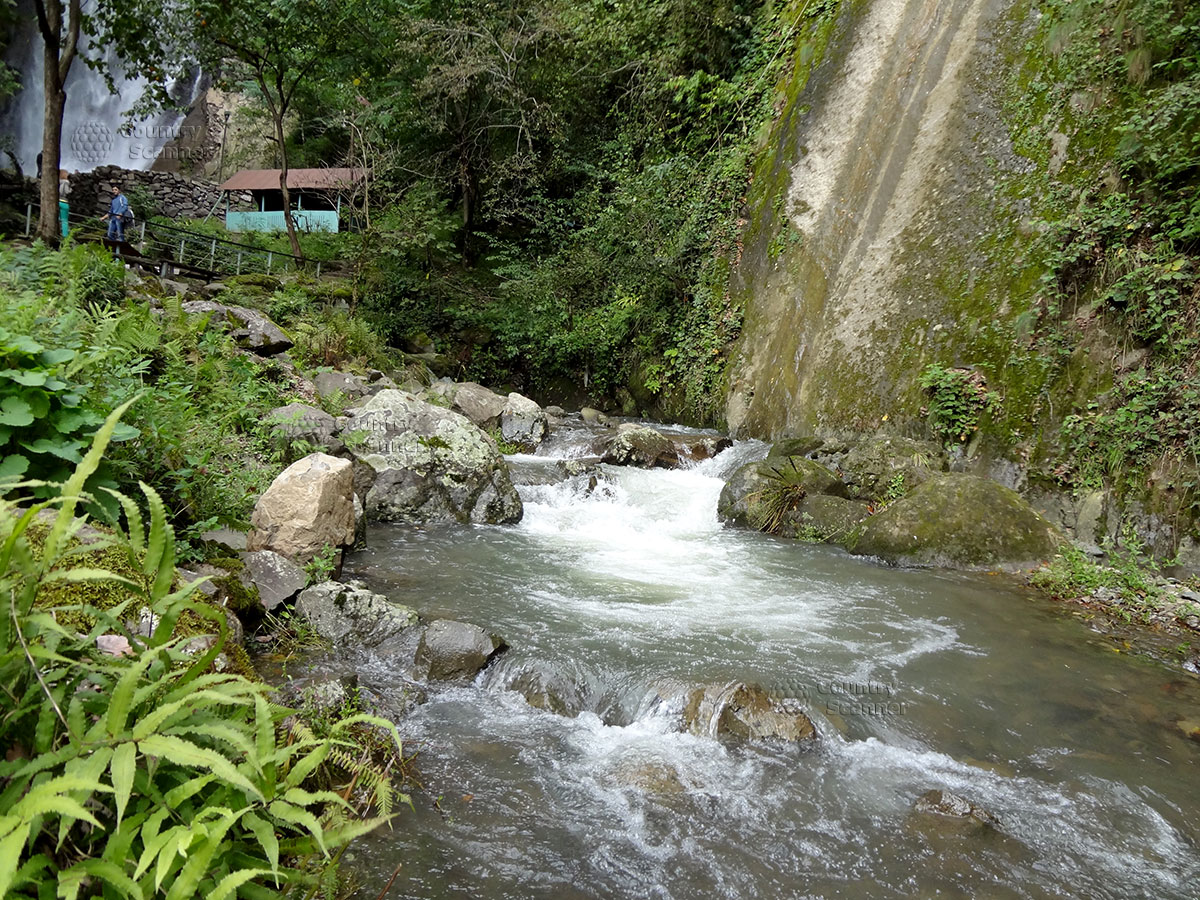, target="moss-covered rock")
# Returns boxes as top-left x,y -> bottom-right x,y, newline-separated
839,435 -> 946,503
718,454 -> 846,528
849,474 -> 1065,568
780,494 -> 871,545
